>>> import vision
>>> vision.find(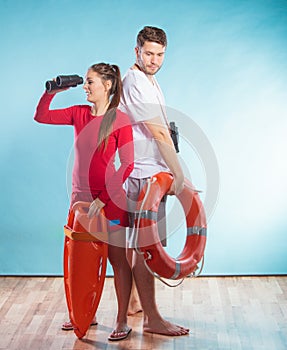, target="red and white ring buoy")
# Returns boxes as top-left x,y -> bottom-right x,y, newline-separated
135,172 -> 207,280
